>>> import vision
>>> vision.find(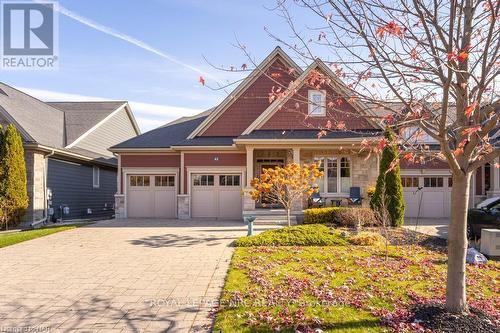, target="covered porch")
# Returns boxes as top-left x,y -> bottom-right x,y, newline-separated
241,145 -> 380,215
